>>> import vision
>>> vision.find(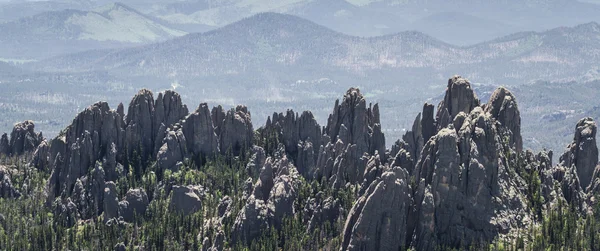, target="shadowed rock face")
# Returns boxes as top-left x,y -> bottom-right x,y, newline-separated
341,168 -> 412,251
182,103 -> 219,160
0,120 -> 43,156
325,88 -> 384,160
261,110 -> 322,177
217,105 -> 253,156
559,117 -> 598,191
485,87 -> 523,152
125,89 -> 155,162
0,165 -> 20,198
